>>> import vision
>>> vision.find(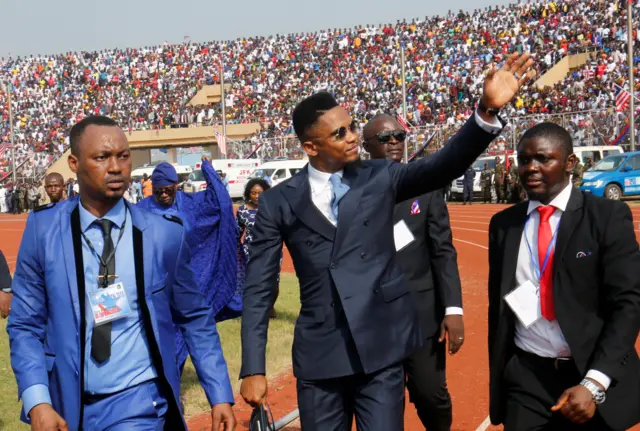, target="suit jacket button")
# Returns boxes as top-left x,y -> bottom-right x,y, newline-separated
306,240 -> 312,246
364,218 -> 369,226
330,302 -> 335,307
374,288 -> 380,294
361,253 -> 367,259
